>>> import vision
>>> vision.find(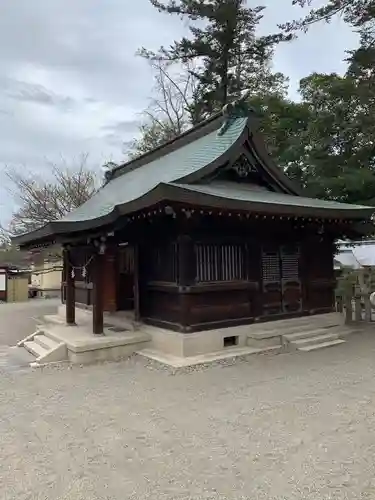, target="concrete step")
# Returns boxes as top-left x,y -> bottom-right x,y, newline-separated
251,320 -> 341,337
298,339 -> 346,352
23,340 -> 48,359
290,332 -> 340,349
250,313 -> 341,333
44,314 -> 65,325
33,333 -> 60,351
283,328 -> 338,343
